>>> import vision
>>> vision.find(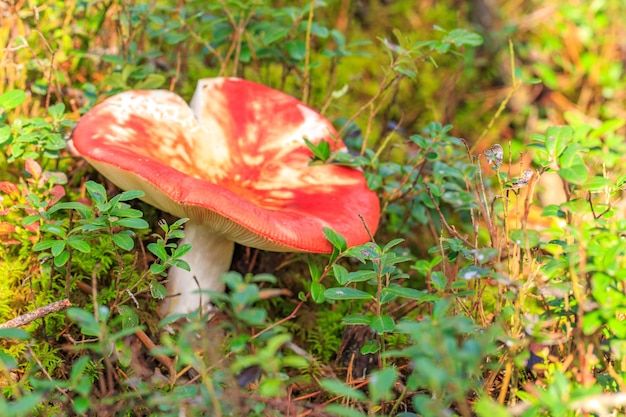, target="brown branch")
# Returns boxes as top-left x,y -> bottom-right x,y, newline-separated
424,182 -> 476,249
134,328 -> 175,376
0,298 -> 71,329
